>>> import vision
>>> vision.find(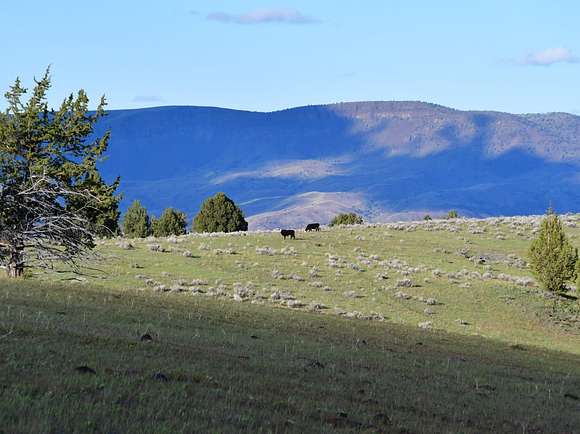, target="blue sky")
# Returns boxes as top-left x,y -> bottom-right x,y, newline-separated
1,1 -> 578,113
